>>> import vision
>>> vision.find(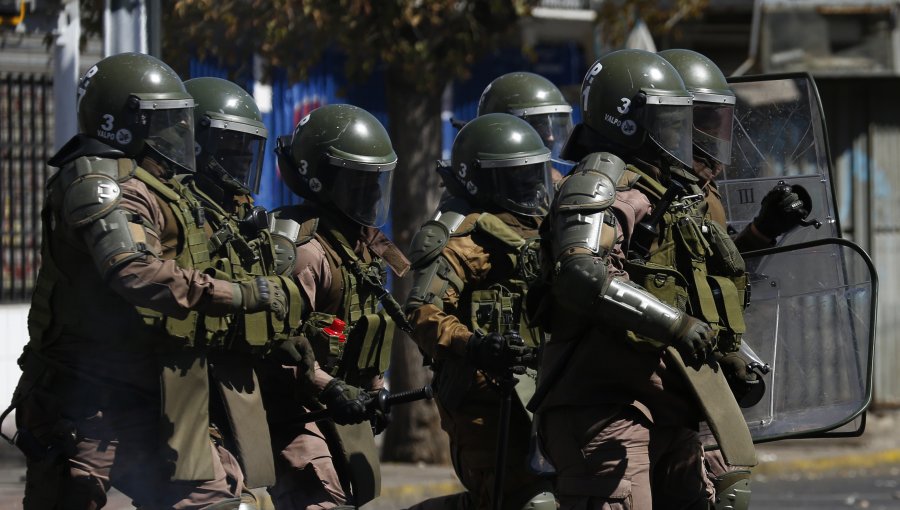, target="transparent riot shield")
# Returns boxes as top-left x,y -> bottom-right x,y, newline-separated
732,239 -> 877,443
699,74 -> 878,443
718,73 -> 839,246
